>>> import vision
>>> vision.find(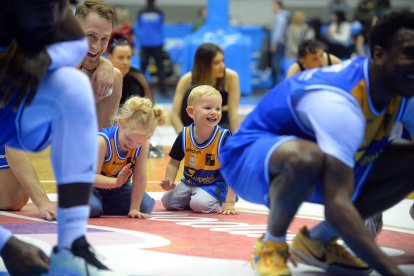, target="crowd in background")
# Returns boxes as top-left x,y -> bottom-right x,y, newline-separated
104,0 -> 394,95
